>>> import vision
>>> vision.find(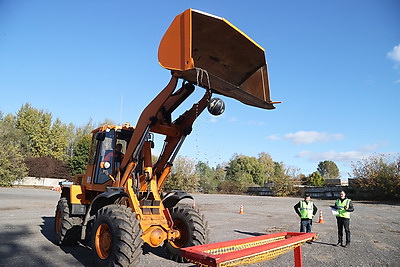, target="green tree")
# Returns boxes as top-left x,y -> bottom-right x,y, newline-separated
317,160 -> 340,179
16,103 -> 51,157
49,118 -> 69,160
225,154 -> 266,186
0,112 -> 28,186
214,164 -> 226,184
0,138 -> 28,186
214,163 -> 227,192
164,156 -> 199,192
15,103 -> 70,160
0,112 -> 30,155
66,119 -> 94,158
258,152 -> 275,183
351,154 -> 400,199
308,171 -> 326,186
196,161 -> 217,193
69,134 -> 92,176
